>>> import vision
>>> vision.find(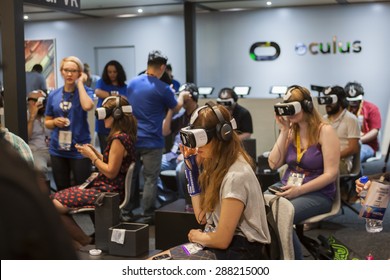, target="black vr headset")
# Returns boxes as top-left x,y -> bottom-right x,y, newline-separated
216,98 -> 235,107
95,96 -> 132,120
180,102 -> 237,148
